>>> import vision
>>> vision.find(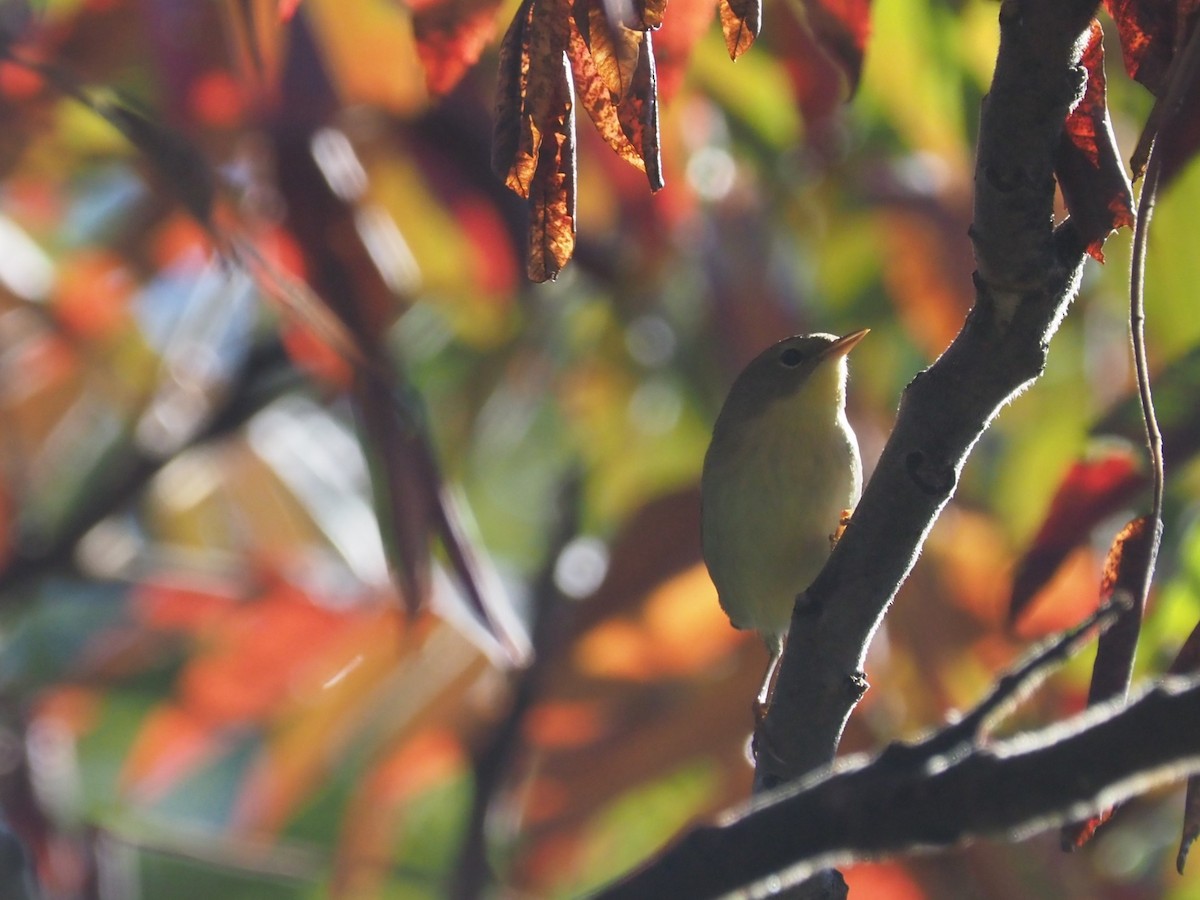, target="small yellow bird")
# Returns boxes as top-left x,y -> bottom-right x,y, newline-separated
701,330 -> 868,704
